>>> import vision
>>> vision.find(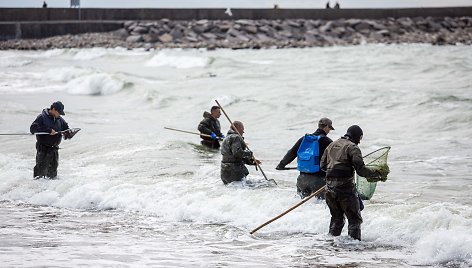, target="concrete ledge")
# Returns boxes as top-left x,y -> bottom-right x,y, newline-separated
0,7 -> 472,21
0,21 -> 123,40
